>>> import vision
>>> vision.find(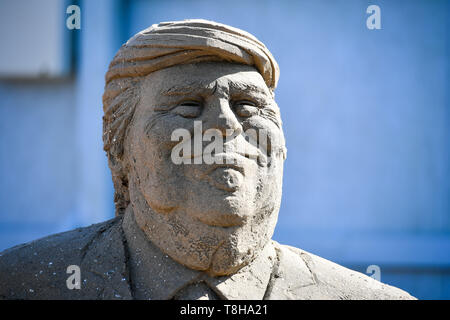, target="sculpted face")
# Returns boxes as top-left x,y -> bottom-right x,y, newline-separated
125,62 -> 286,276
